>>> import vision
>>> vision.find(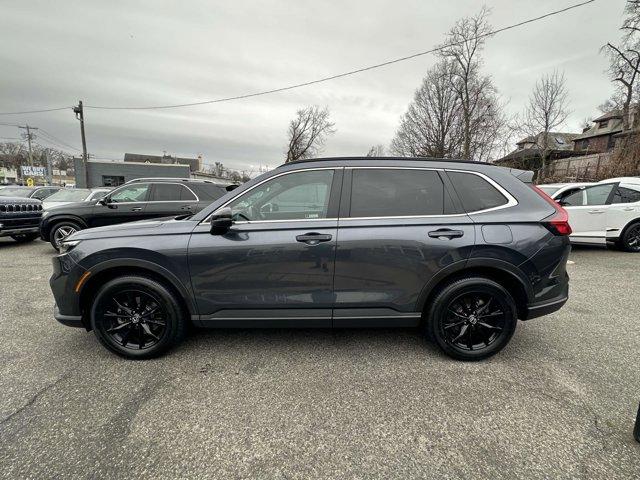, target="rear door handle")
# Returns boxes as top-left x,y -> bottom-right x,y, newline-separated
131,207 -> 143,212
428,228 -> 464,239
588,210 -> 605,214
296,232 -> 333,245
181,205 -> 192,210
